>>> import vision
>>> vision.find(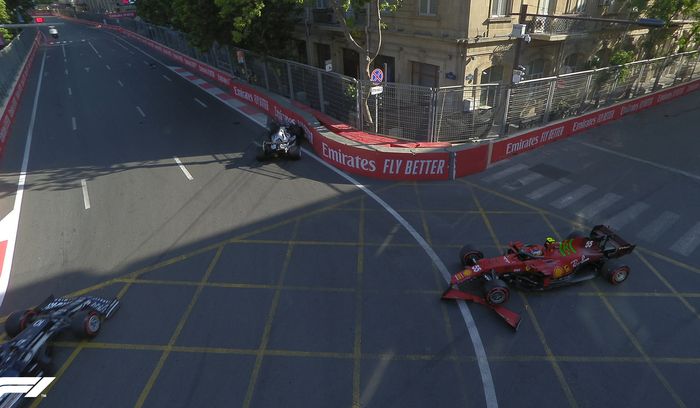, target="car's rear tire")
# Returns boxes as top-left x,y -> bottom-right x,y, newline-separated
256,151 -> 268,162
5,310 -> 37,338
71,311 -> 101,338
483,279 -> 510,305
459,246 -> 483,268
605,265 -> 630,285
289,145 -> 302,160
